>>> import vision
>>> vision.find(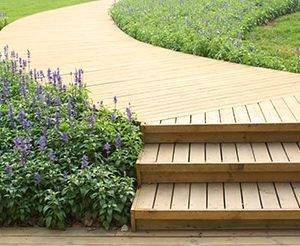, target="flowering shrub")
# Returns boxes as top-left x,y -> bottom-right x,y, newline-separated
111,0 -> 300,73
0,13 -> 7,30
0,46 -> 142,229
